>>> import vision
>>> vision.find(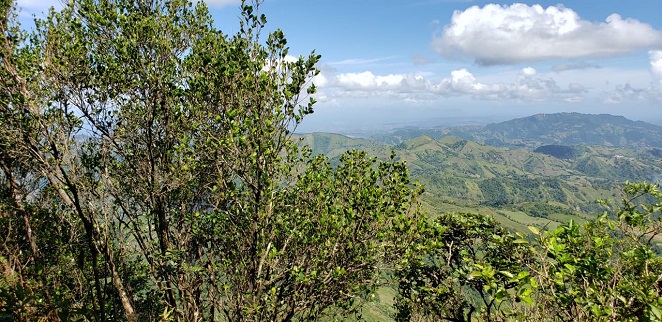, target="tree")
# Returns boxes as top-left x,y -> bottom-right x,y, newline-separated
395,212 -> 535,322
528,181 -> 662,321
396,182 -> 662,322
0,0 -> 424,321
